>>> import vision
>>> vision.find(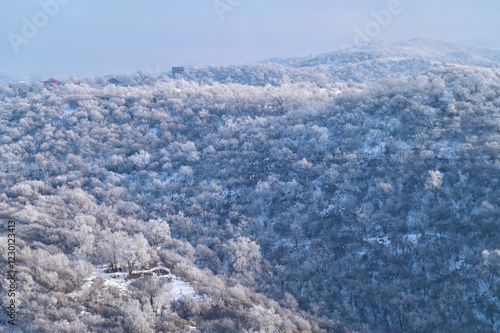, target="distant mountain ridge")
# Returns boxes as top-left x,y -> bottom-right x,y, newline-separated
291,39 -> 500,68
186,39 -> 500,86
0,72 -> 67,83
0,73 -> 15,82
2,39 -> 499,85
